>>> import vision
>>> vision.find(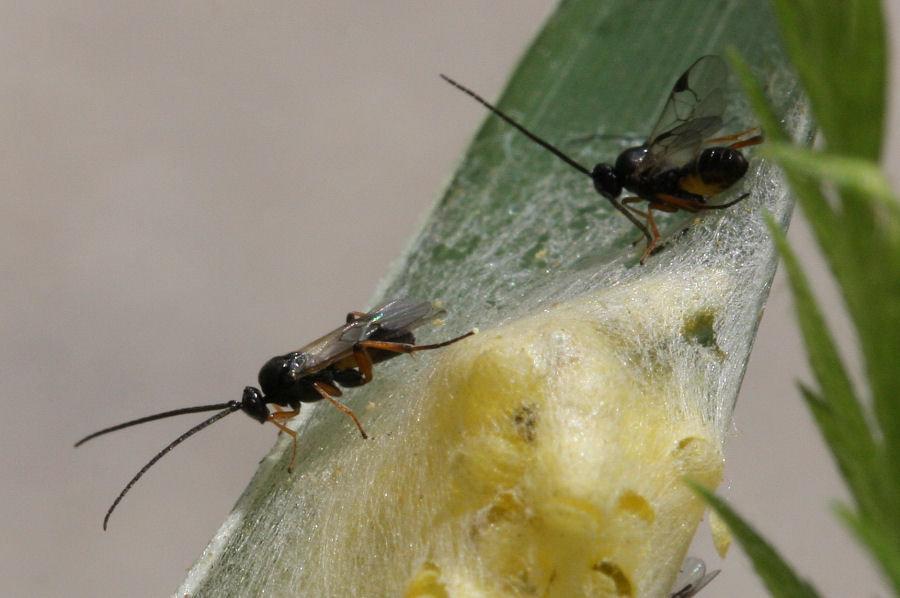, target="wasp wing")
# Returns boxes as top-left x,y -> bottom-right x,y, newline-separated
286,299 -> 445,376
668,556 -> 720,598
637,55 -> 728,178
341,298 -> 445,343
